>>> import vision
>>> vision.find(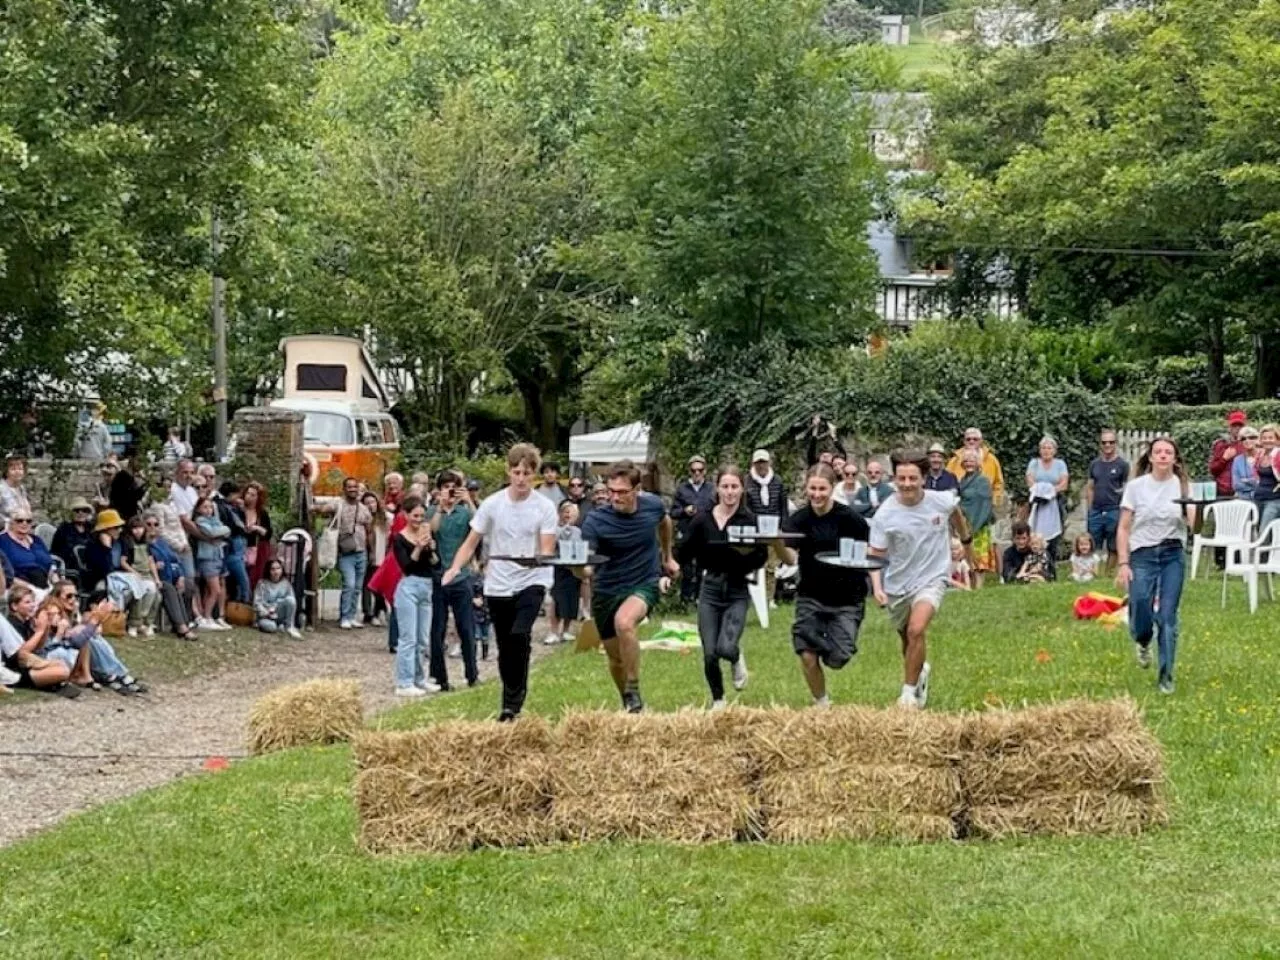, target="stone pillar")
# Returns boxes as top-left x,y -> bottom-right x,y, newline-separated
228,407 -> 304,515
25,459 -> 105,524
